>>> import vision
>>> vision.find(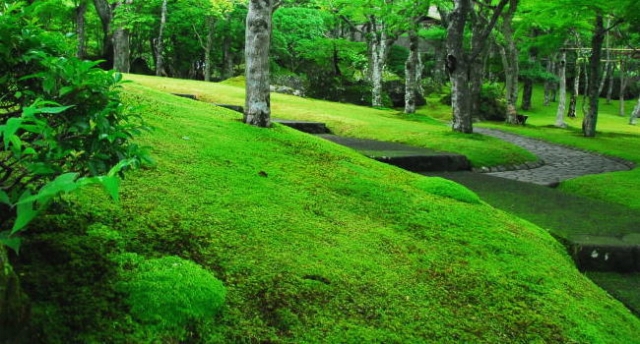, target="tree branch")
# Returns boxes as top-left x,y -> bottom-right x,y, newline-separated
470,0 -> 510,61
